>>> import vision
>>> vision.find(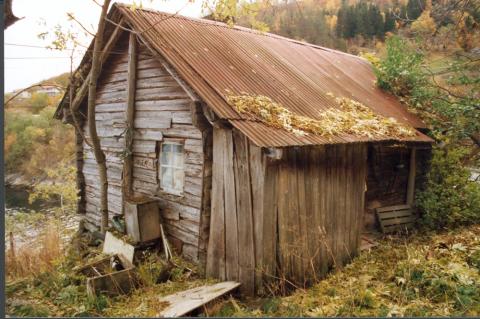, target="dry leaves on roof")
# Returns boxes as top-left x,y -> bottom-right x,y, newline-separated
226,91 -> 417,139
